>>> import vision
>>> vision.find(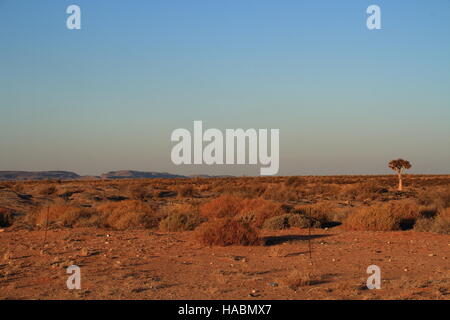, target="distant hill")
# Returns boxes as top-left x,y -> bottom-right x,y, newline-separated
0,171 -> 81,181
188,174 -> 234,178
0,170 -> 231,181
100,170 -> 186,179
